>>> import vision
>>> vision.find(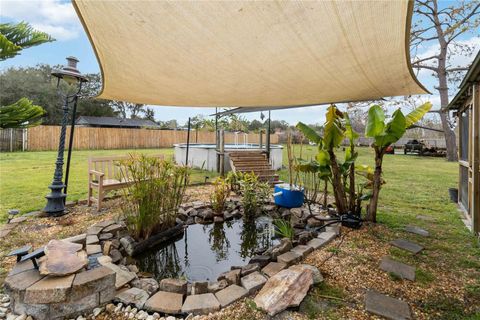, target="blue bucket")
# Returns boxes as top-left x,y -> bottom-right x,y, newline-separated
273,184 -> 304,208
